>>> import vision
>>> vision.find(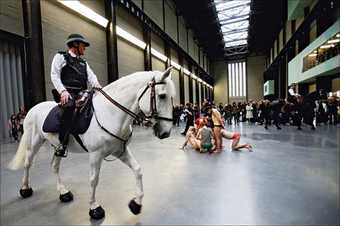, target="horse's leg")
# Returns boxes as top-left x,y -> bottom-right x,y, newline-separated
20,133 -> 44,198
88,152 -> 105,220
119,147 -> 143,215
52,156 -> 74,202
